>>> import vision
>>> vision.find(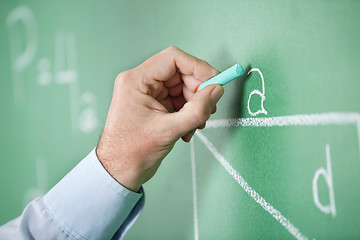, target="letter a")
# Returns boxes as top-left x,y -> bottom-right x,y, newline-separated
247,68 -> 267,116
